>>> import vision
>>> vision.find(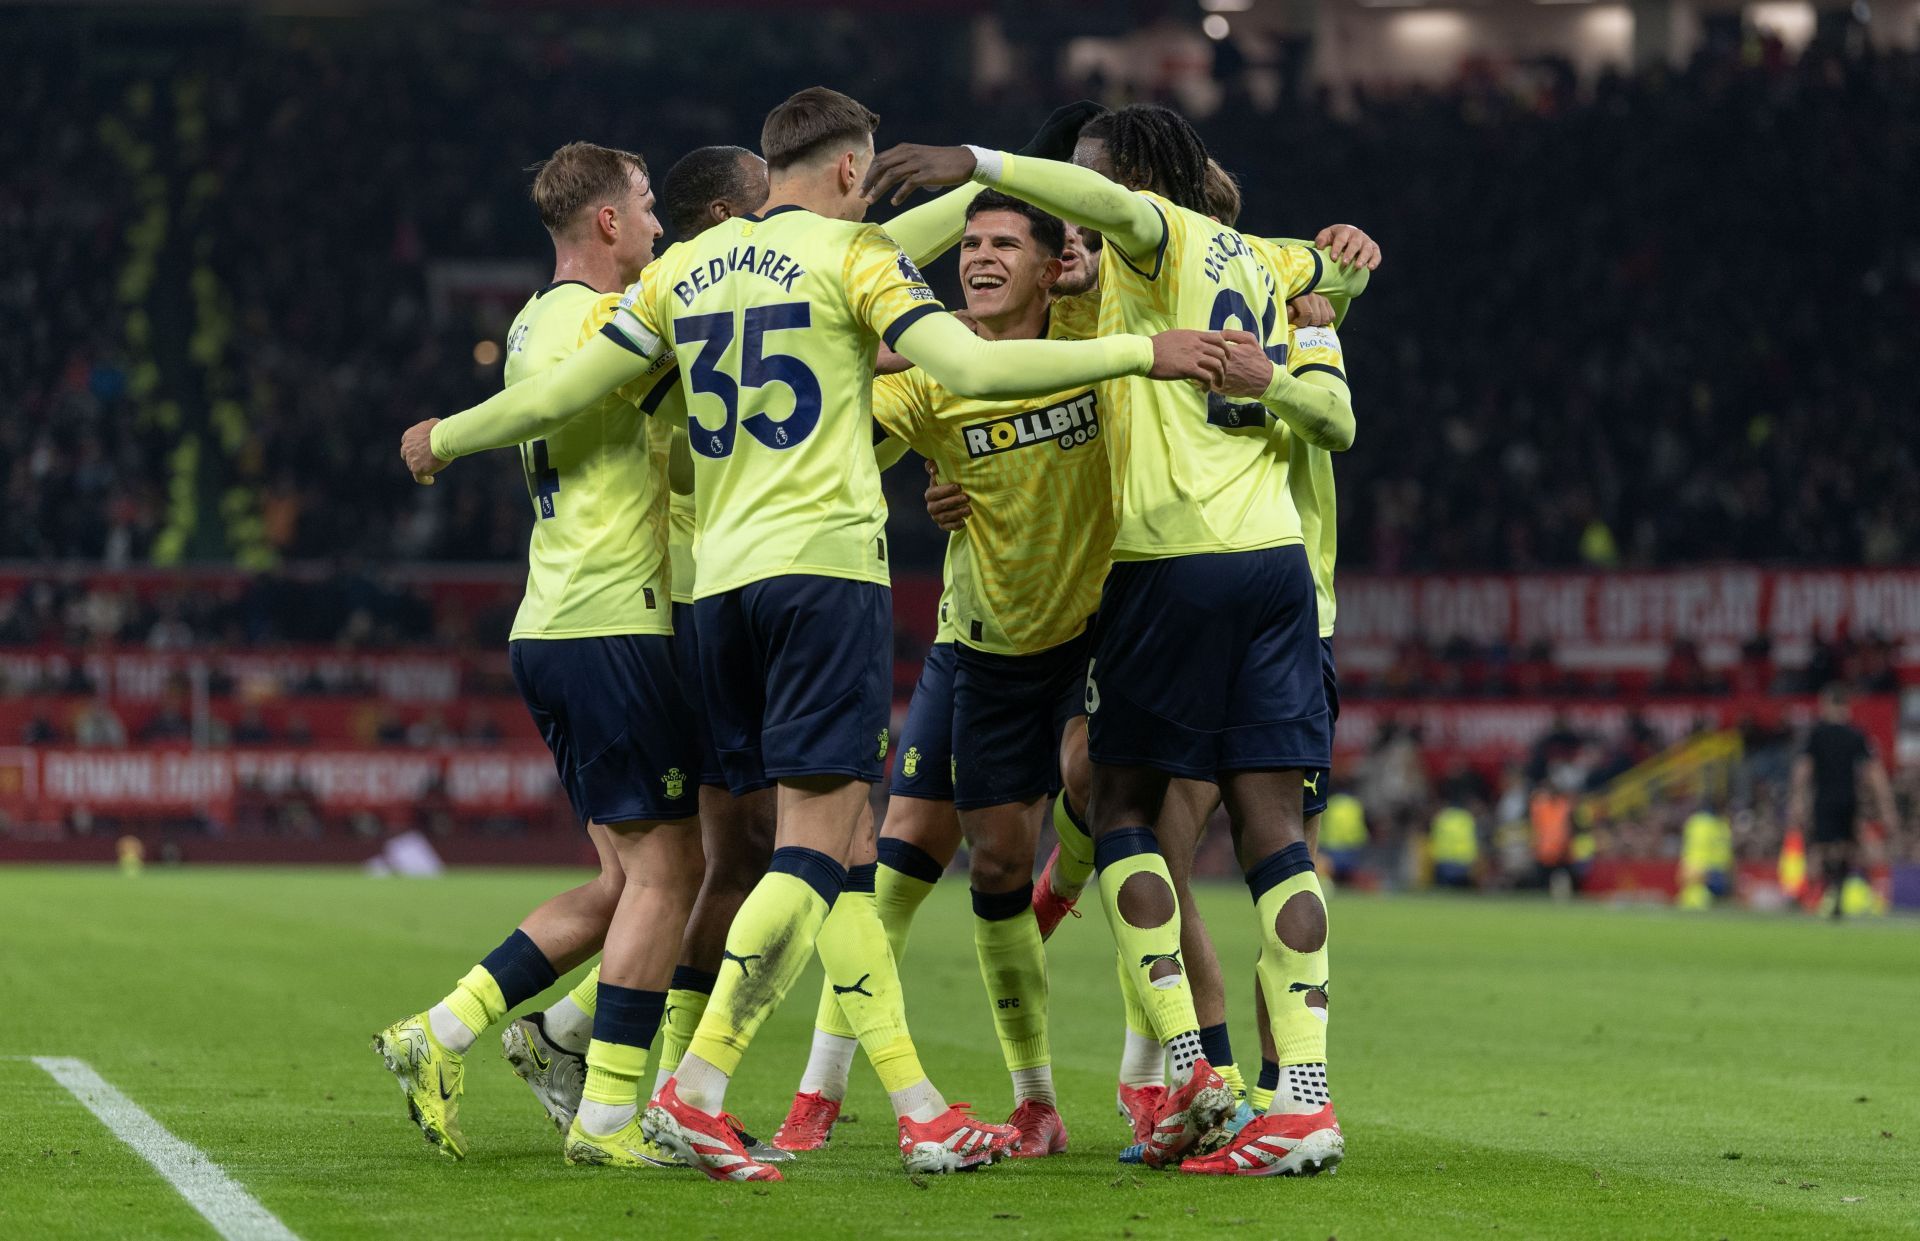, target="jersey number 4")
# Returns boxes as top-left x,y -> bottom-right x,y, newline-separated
676,302 -> 823,458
